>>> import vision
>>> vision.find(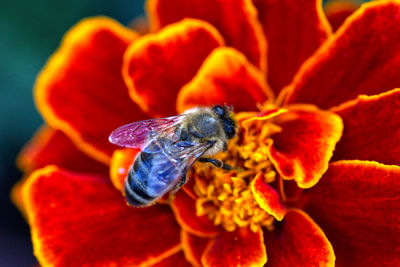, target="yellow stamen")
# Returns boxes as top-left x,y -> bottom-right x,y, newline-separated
192,112 -> 280,232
